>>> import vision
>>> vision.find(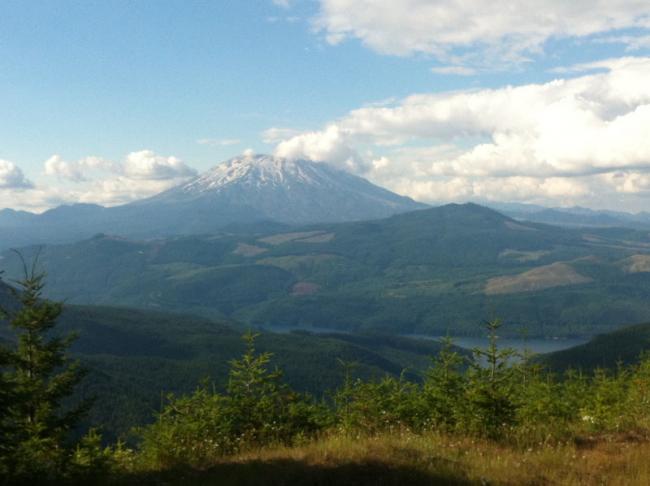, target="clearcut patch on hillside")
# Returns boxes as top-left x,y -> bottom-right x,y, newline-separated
298,232 -> 335,243
233,243 -> 268,257
621,254 -> 650,273
485,262 -> 592,295
499,249 -> 550,262
291,281 -> 321,295
259,231 -> 327,245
